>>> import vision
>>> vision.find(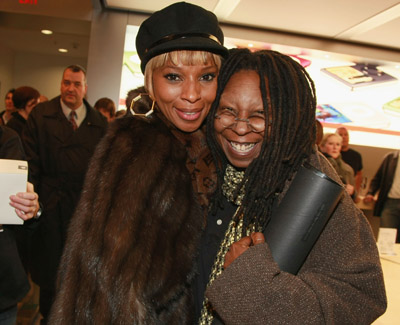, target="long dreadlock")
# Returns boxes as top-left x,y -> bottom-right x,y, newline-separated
206,48 -> 317,234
